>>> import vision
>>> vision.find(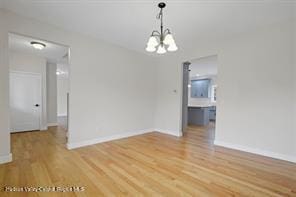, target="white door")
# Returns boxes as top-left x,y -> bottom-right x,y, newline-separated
10,72 -> 41,132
